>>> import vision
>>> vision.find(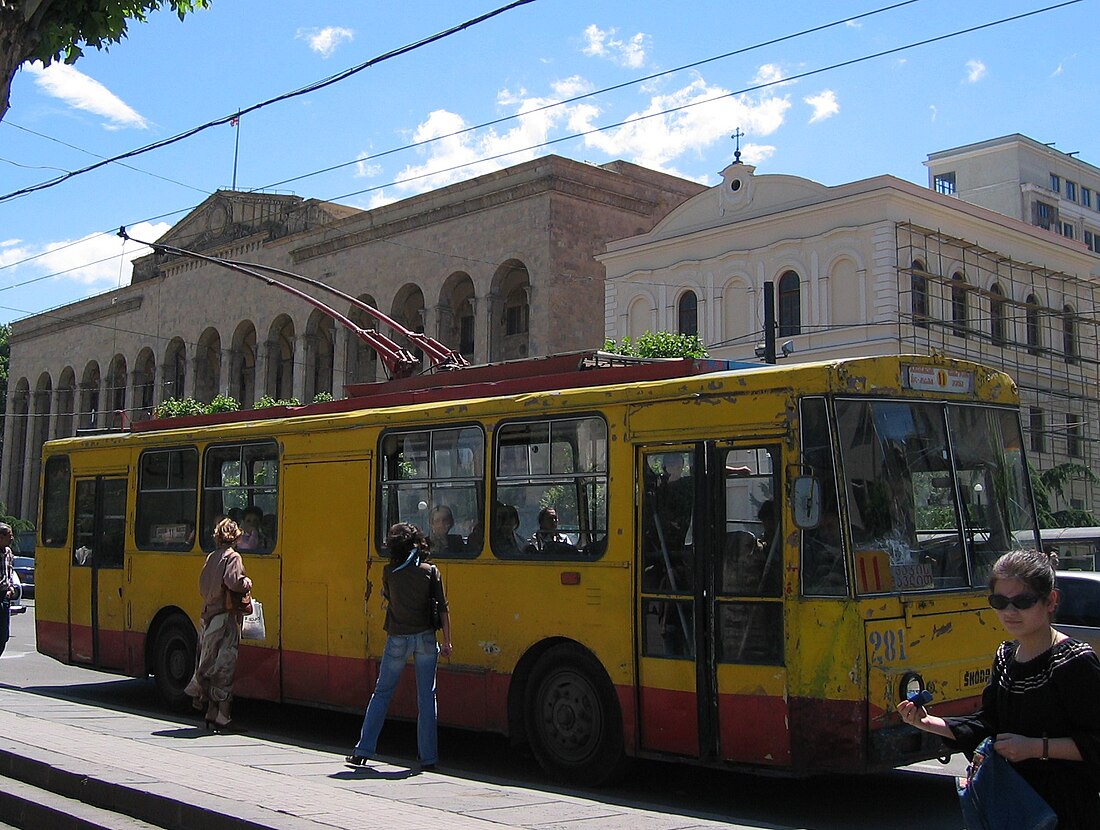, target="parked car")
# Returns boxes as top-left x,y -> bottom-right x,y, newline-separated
13,530 -> 35,558
1054,570 -> 1100,651
12,556 -> 33,600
